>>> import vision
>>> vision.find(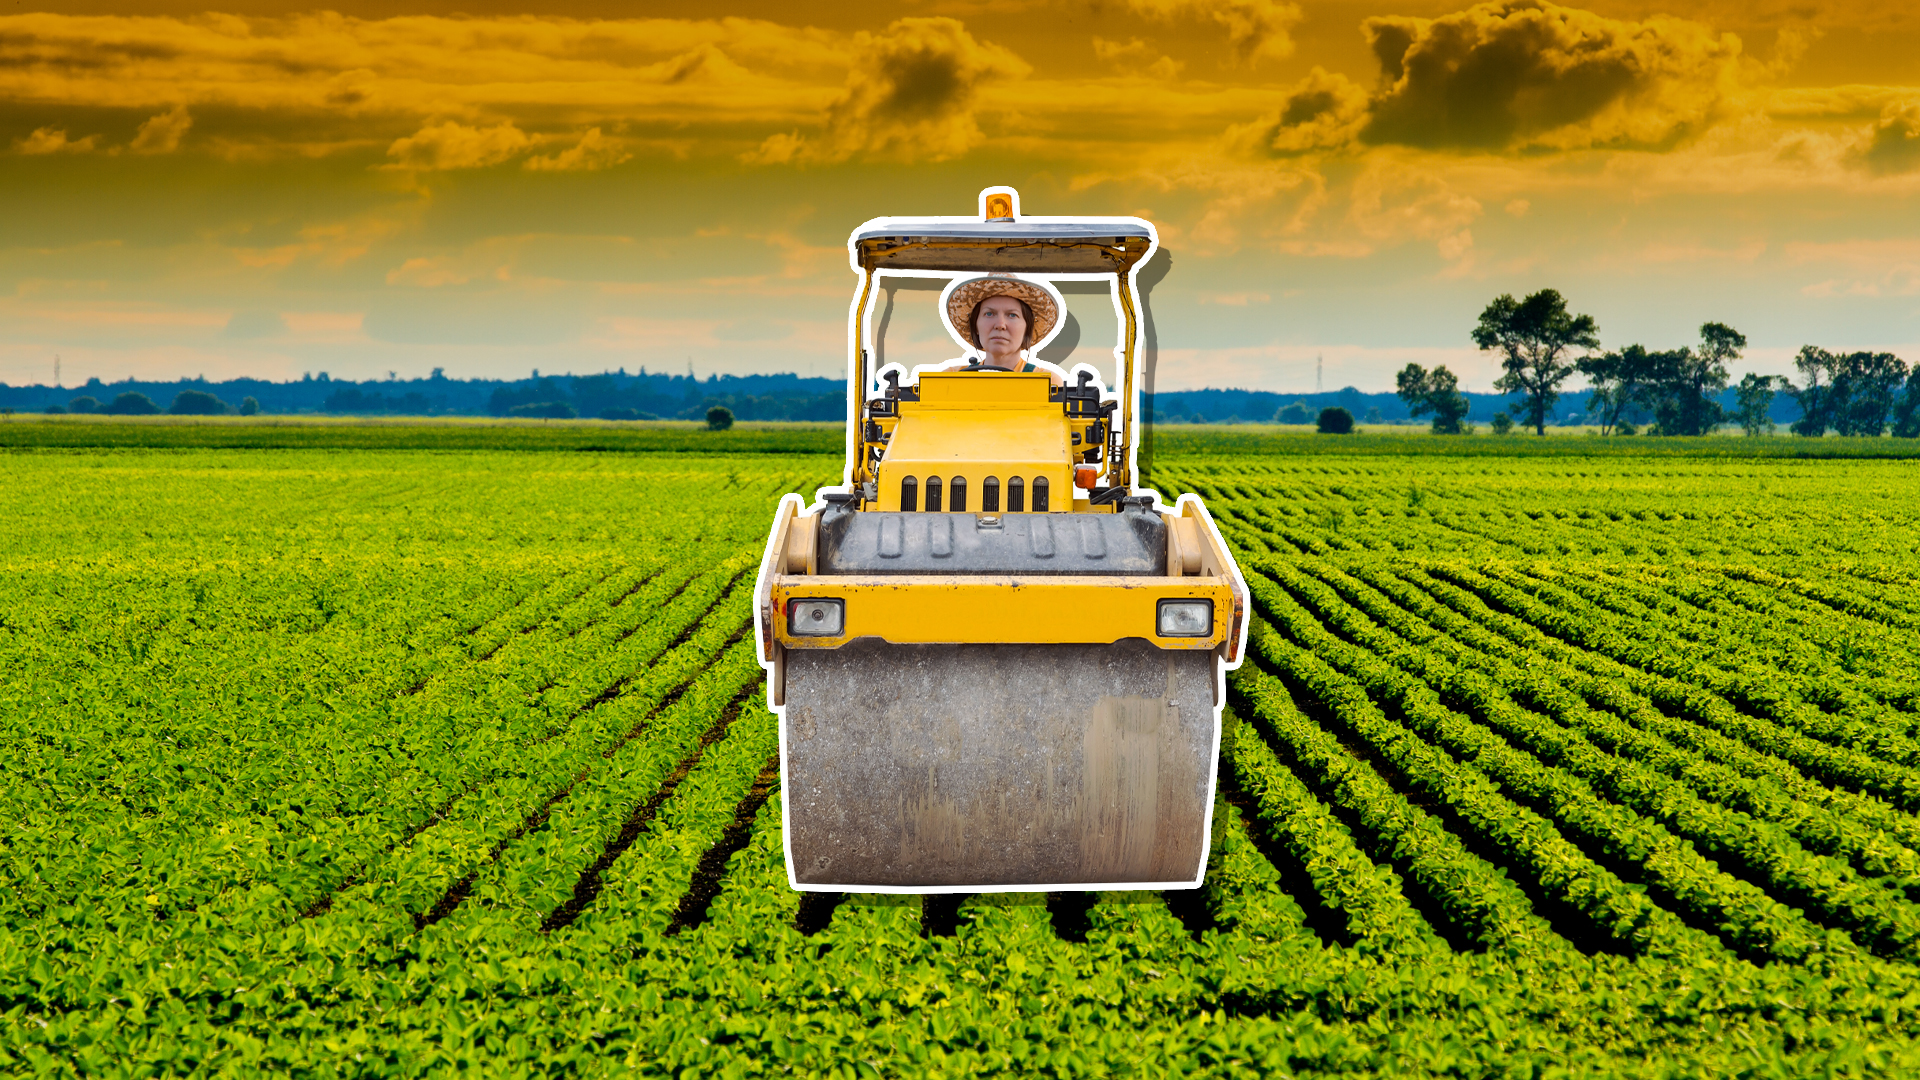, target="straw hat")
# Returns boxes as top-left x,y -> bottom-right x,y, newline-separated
945,274 -> 1059,350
